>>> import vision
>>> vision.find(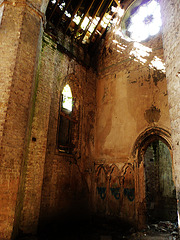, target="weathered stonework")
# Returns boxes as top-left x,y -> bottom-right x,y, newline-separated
160,0 -> 180,228
0,0 -> 180,238
0,1 -> 44,239
34,34 -> 97,232
93,22 -> 172,227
